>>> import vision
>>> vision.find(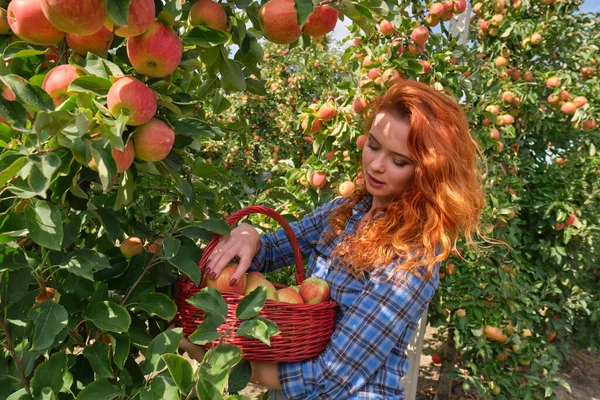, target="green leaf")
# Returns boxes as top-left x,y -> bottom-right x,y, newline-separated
192,159 -> 220,179
112,333 -> 130,370
114,169 -> 135,210
75,378 -> 123,400
59,249 -> 111,281
245,78 -> 266,95
82,341 -> 113,379
6,388 -> 32,400
106,0 -> 132,26
26,153 -> 62,197
84,301 -> 131,333
140,374 -> 180,400
90,140 -> 117,192
162,354 -> 194,393
25,200 -> 64,250
236,318 -> 271,346
196,373 -> 224,400
171,117 -> 217,138
162,235 -> 181,260
167,244 -> 202,285
227,359 -> 252,393
236,286 -> 266,320
0,153 -> 26,187
68,76 -> 113,96
188,313 -> 225,345
196,218 -> 231,235
2,42 -> 50,60
219,58 -> 246,92
144,328 -> 183,374
0,268 -> 32,307
186,287 -> 228,320
0,97 -> 28,127
205,344 -> 243,369
294,0 -> 314,25
28,300 -> 68,351
1,75 -> 54,111
30,351 -> 68,397
185,26 -> 229,47
126,292 -> 177,321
